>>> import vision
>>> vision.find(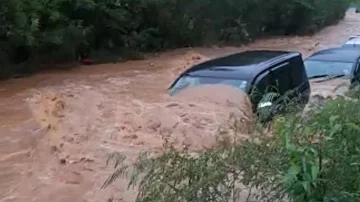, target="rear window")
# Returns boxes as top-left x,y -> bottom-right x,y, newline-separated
289,56 -> 307,86
169,75 -> 248,96
263,57 -> 306,94
270,63 -> 292,94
